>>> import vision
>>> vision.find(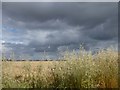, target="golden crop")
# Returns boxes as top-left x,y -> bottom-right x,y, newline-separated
2,47 -> 119,88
